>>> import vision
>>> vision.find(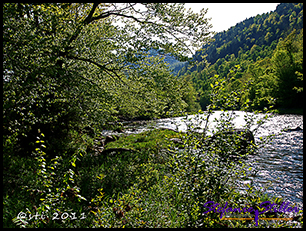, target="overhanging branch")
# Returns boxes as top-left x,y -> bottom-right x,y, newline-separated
83,3 -> 100,24
66,55 -> 127,85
